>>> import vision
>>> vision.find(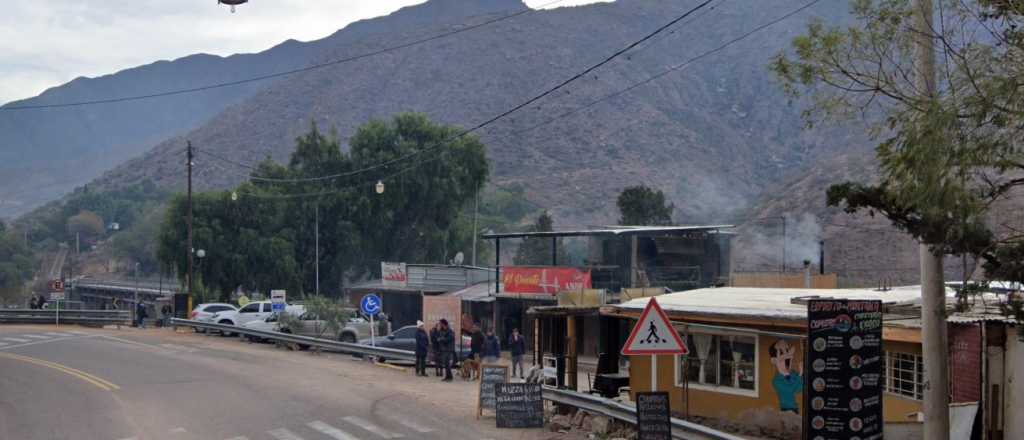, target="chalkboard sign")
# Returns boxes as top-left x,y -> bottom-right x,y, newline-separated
495,383 -> 544,428
636,392 -> 672,440
478,364 -> 509,418
805,299 -> 883,440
